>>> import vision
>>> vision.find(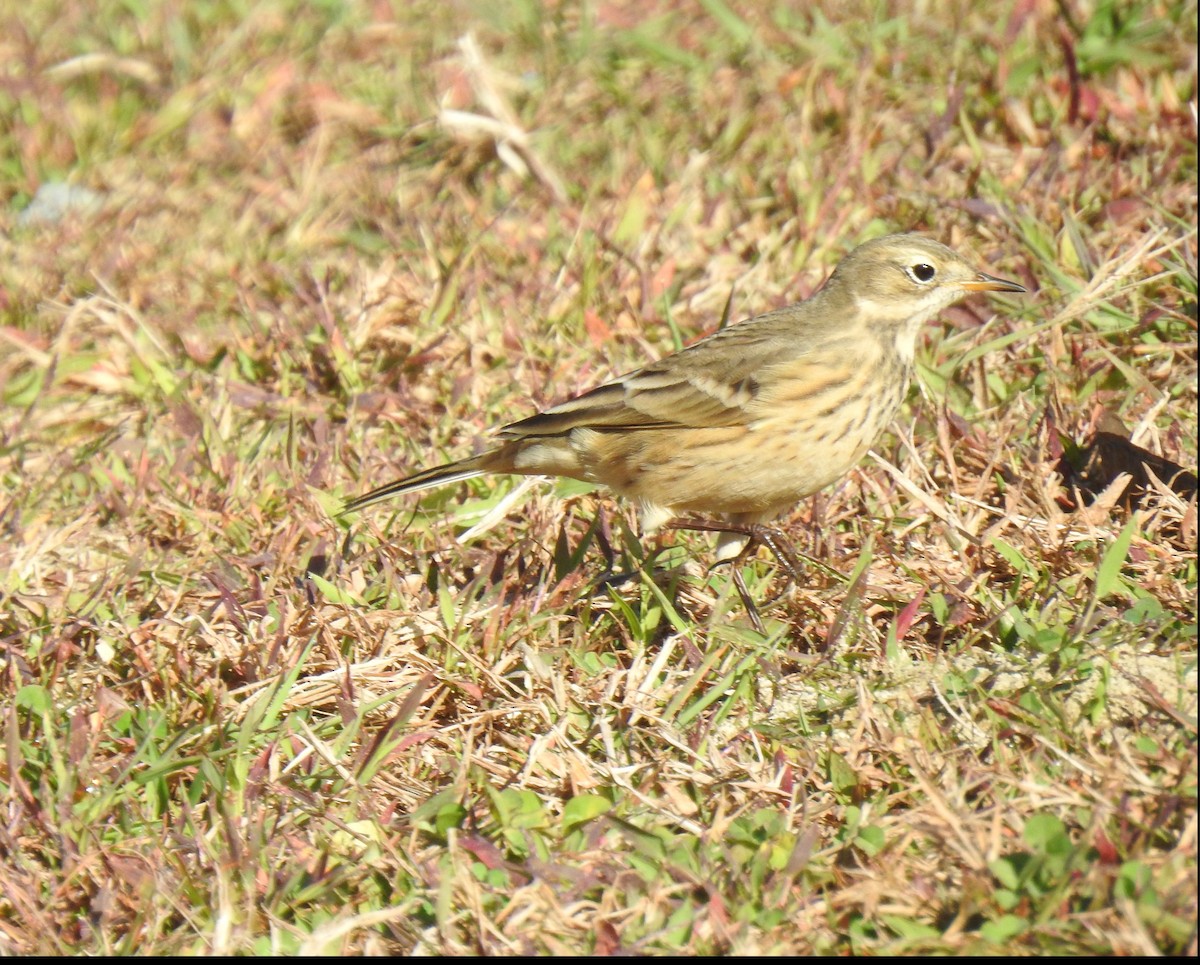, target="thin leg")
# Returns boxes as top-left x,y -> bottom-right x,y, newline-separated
665,516 -> 804,627
730,566 -> 766,633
